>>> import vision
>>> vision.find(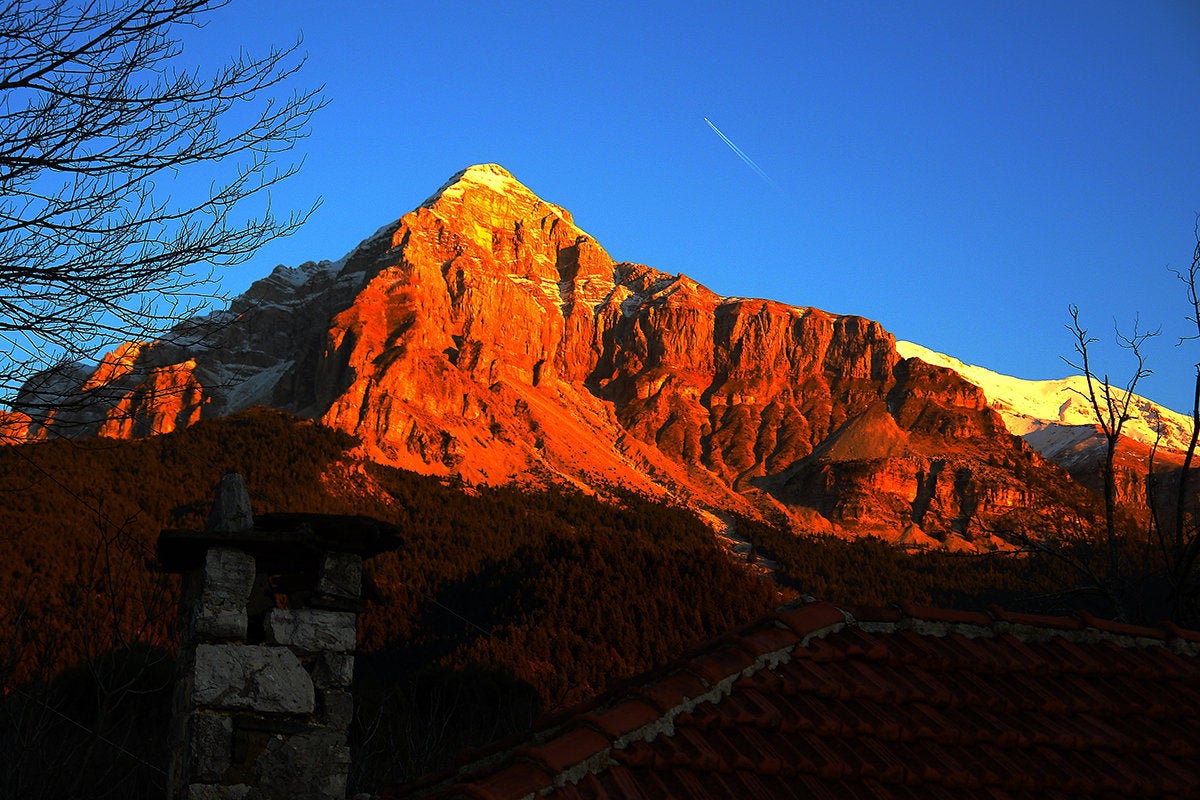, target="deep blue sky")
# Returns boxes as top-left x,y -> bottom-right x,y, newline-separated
185,1 -> 1199,412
